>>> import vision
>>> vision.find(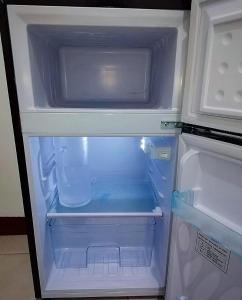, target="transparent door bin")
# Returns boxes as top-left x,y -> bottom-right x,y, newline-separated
50,218 -> 155,268
172,191 -> 242,257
